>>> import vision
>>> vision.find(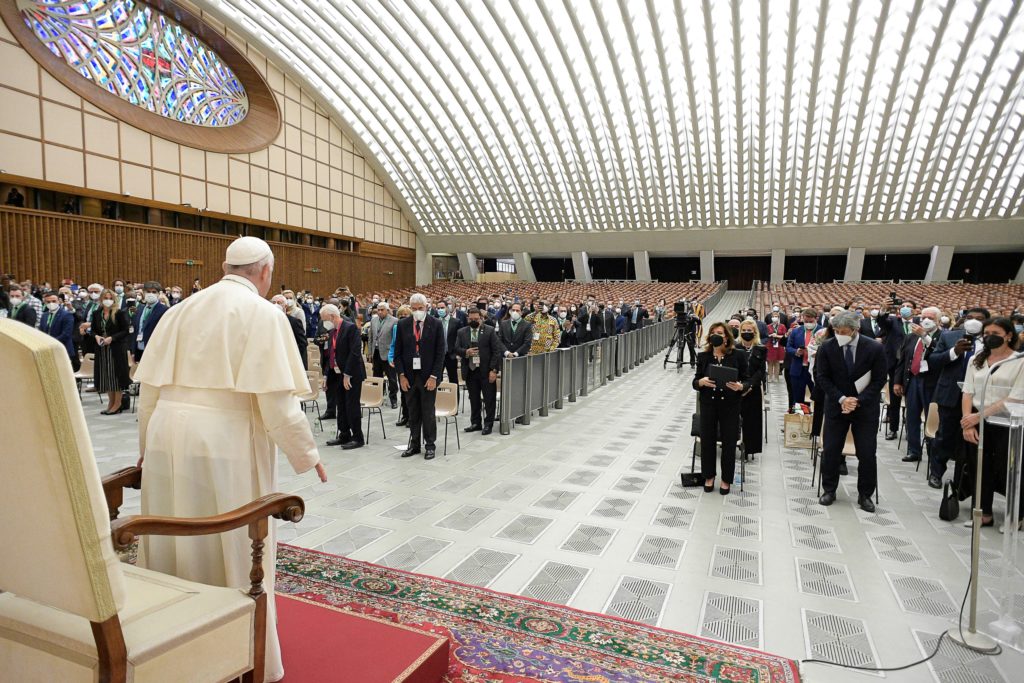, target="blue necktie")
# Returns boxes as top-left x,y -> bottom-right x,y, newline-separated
844,343 -> 854,374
